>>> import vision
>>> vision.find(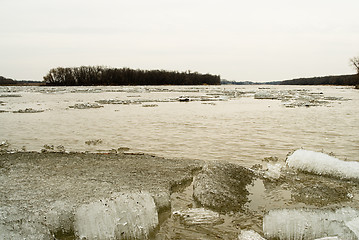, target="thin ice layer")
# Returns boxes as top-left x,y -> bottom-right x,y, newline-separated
263,207 -> 359,240
286,149 -> 359,180
74,191 -> 158,240
172,208 -> 224,226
